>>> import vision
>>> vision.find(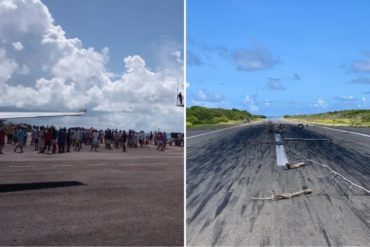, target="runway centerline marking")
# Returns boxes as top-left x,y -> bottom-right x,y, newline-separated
52,164 -> 73,167
275,133 -> 288,166
89,164 -> 107,166
187,120 -> 265,139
